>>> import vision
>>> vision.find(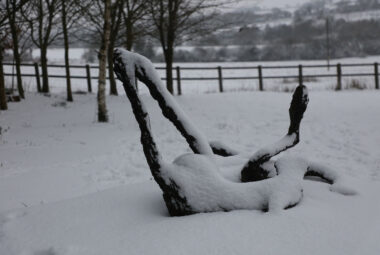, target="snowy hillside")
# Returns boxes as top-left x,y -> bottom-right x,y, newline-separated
0,90 -> 380,254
